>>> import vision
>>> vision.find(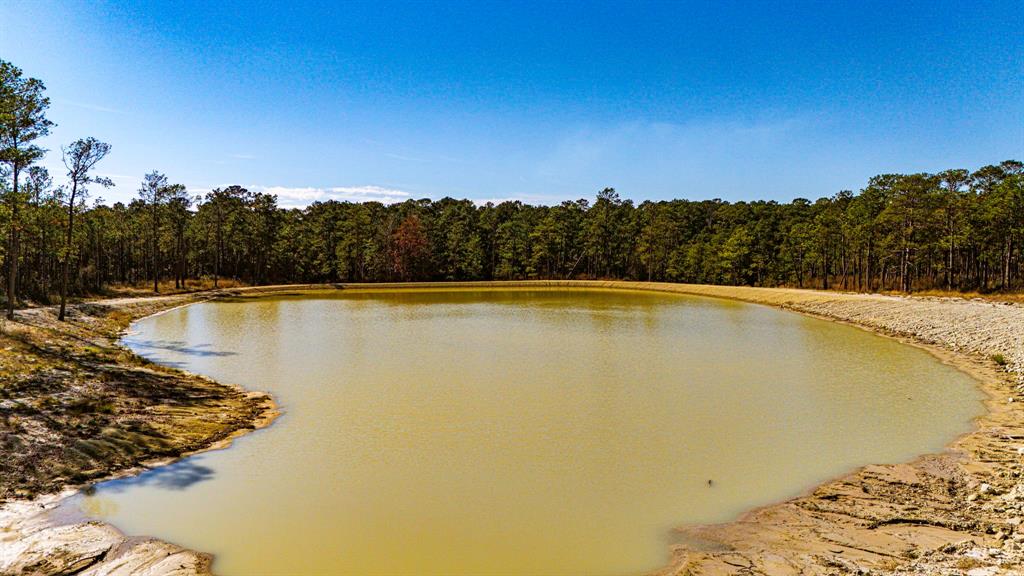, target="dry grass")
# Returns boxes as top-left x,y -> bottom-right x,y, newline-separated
98,278 -> 248,298
954,557 -> 987,570
737,283 -> 1024,304
0,294 -> 270,501
894,288 -> 1024,304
